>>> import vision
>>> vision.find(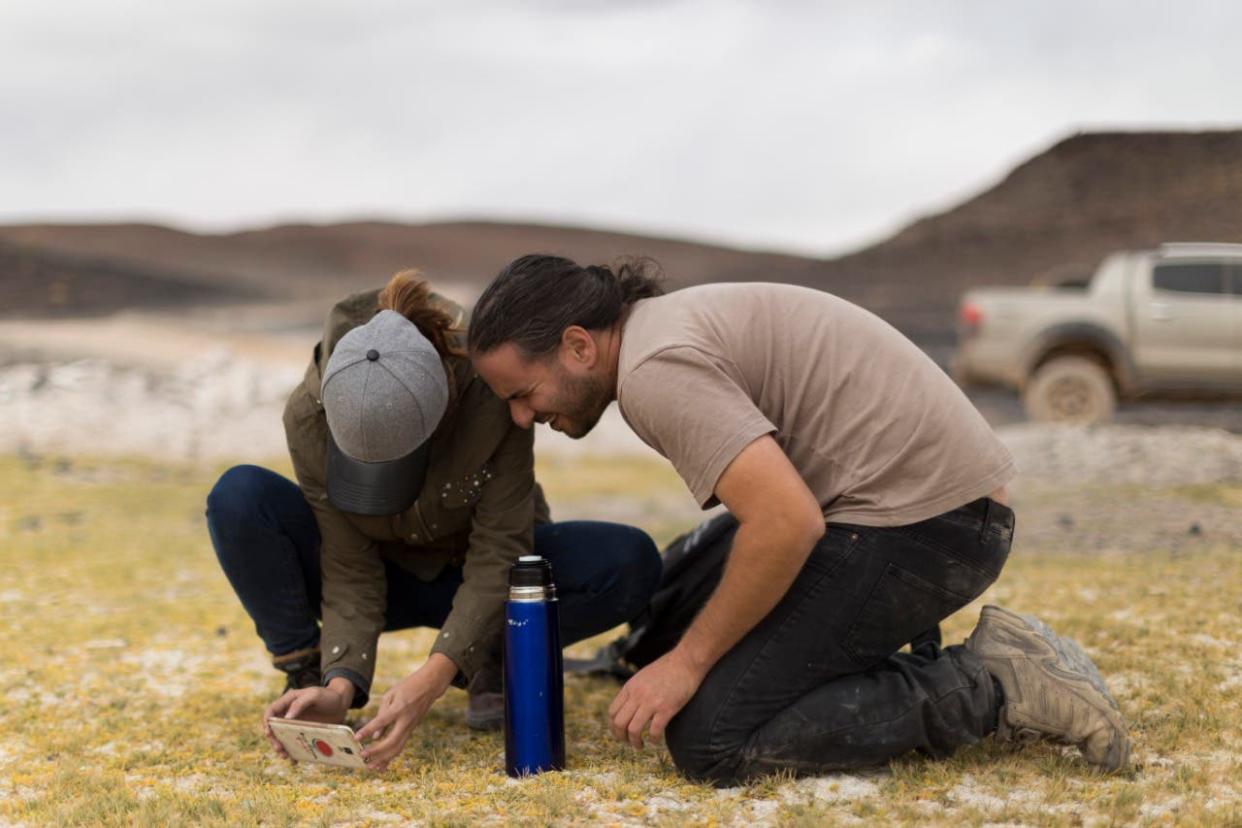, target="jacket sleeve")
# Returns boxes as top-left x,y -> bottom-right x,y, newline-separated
429,421 -> 536,687
284,394 -> 385,709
